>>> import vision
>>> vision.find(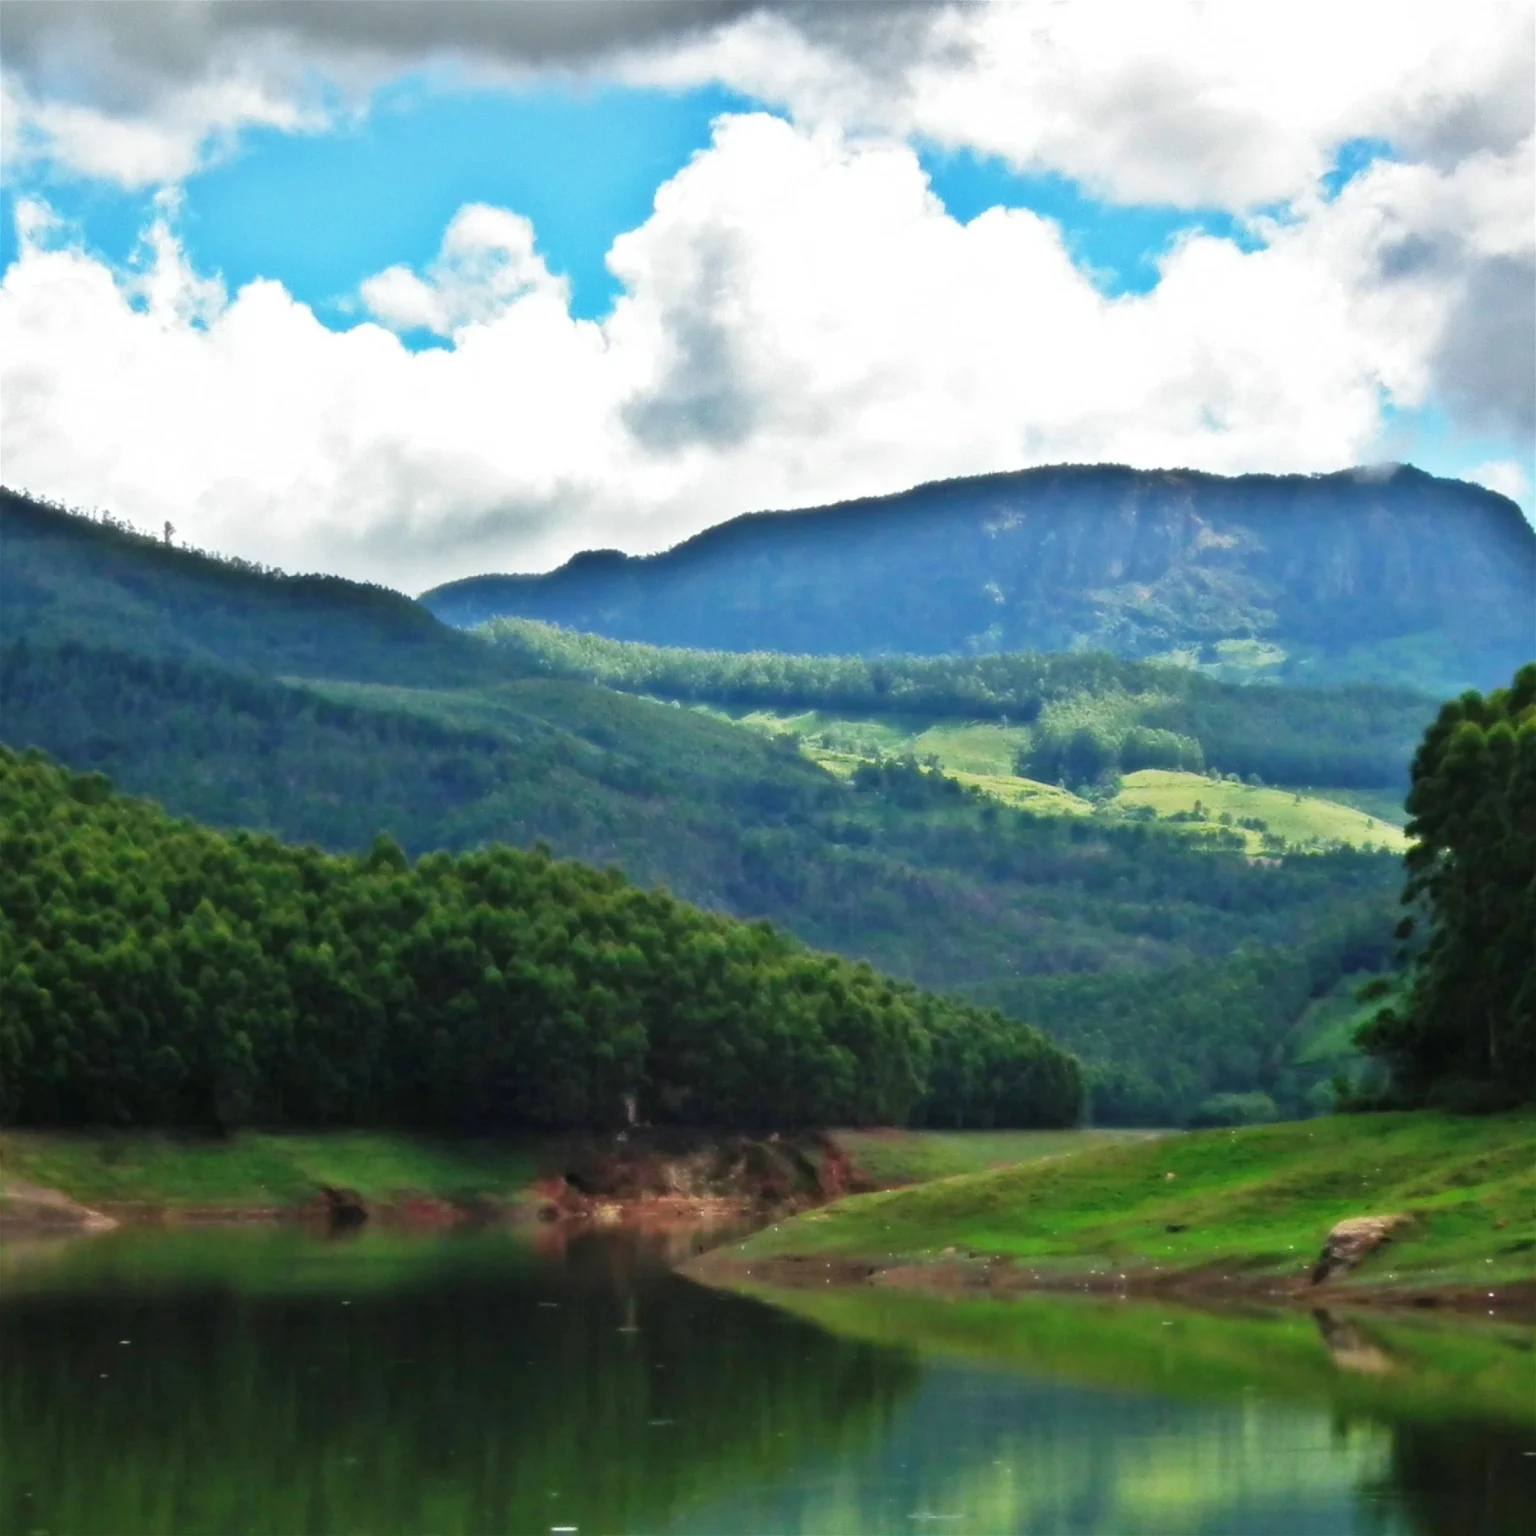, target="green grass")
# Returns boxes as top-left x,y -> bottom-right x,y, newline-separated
943,769 -> 1092,814
832,1128 -> 1159,1186
0,1130 -> 548,1210
704,707 -> 1403,849
737,1112 -> 1536,1290
1112,770 -> 1409,852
